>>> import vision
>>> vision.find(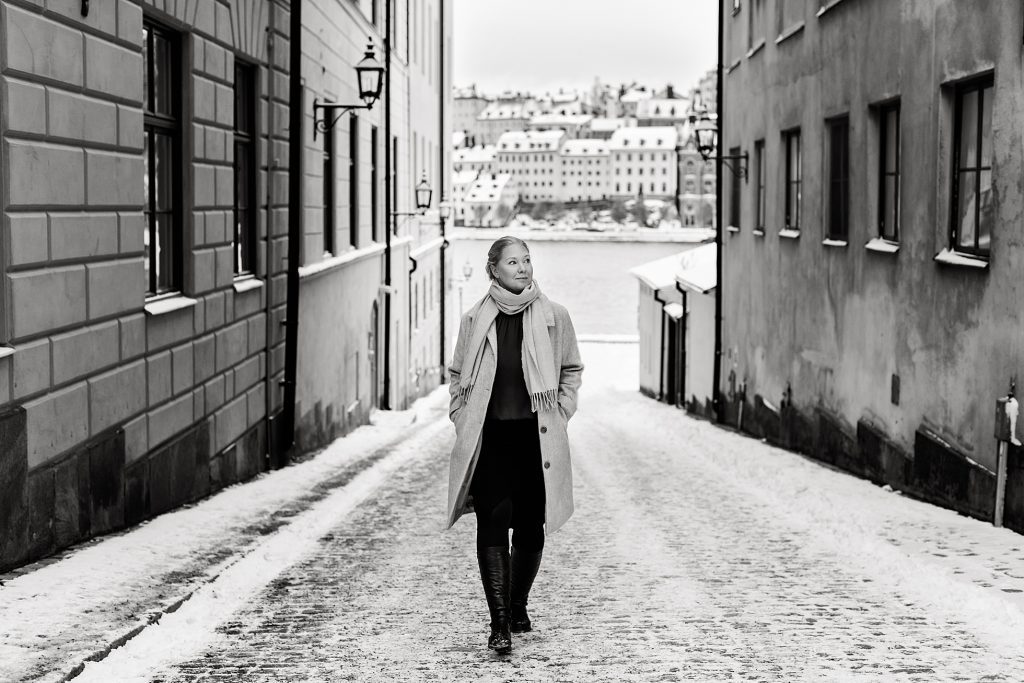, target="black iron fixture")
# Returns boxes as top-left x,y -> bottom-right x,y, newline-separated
438,200 -> 452,221
312,40 -> 384,140
392,174 -> 433,217
689,111 -> 749,180
81,0 -> 89,16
